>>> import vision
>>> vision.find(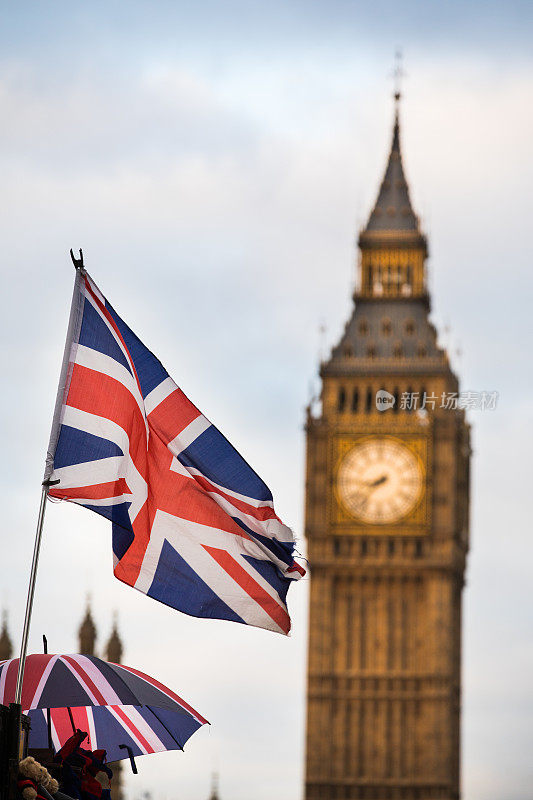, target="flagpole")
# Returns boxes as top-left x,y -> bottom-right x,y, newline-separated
14,251 -> 85,707
14,483 -> 51,704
